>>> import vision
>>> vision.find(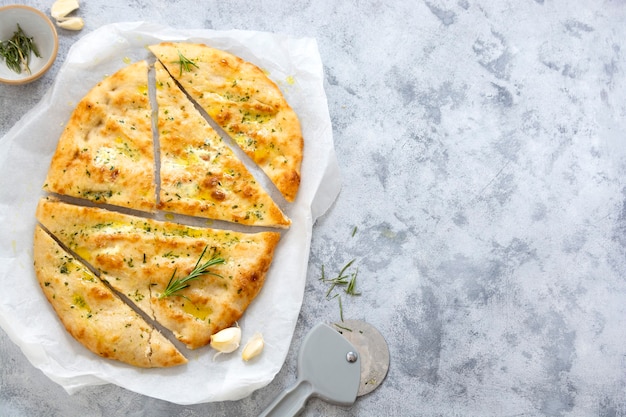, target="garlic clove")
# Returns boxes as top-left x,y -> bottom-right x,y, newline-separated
210,326 -> 241,354
57,17 -> 84,31
241,332 -> 264,361
51,0 -> 80,20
